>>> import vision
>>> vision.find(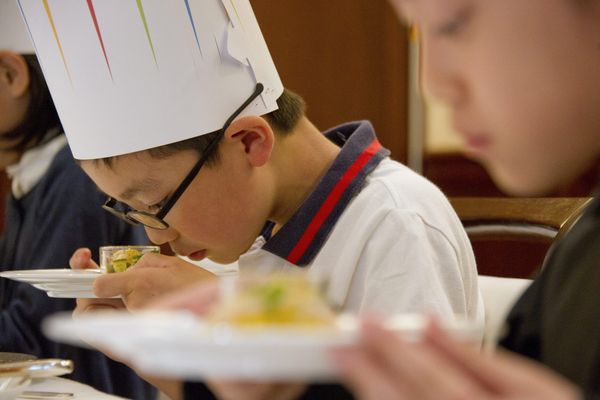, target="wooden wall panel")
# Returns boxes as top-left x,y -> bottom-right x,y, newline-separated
252,0 -> 410,161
